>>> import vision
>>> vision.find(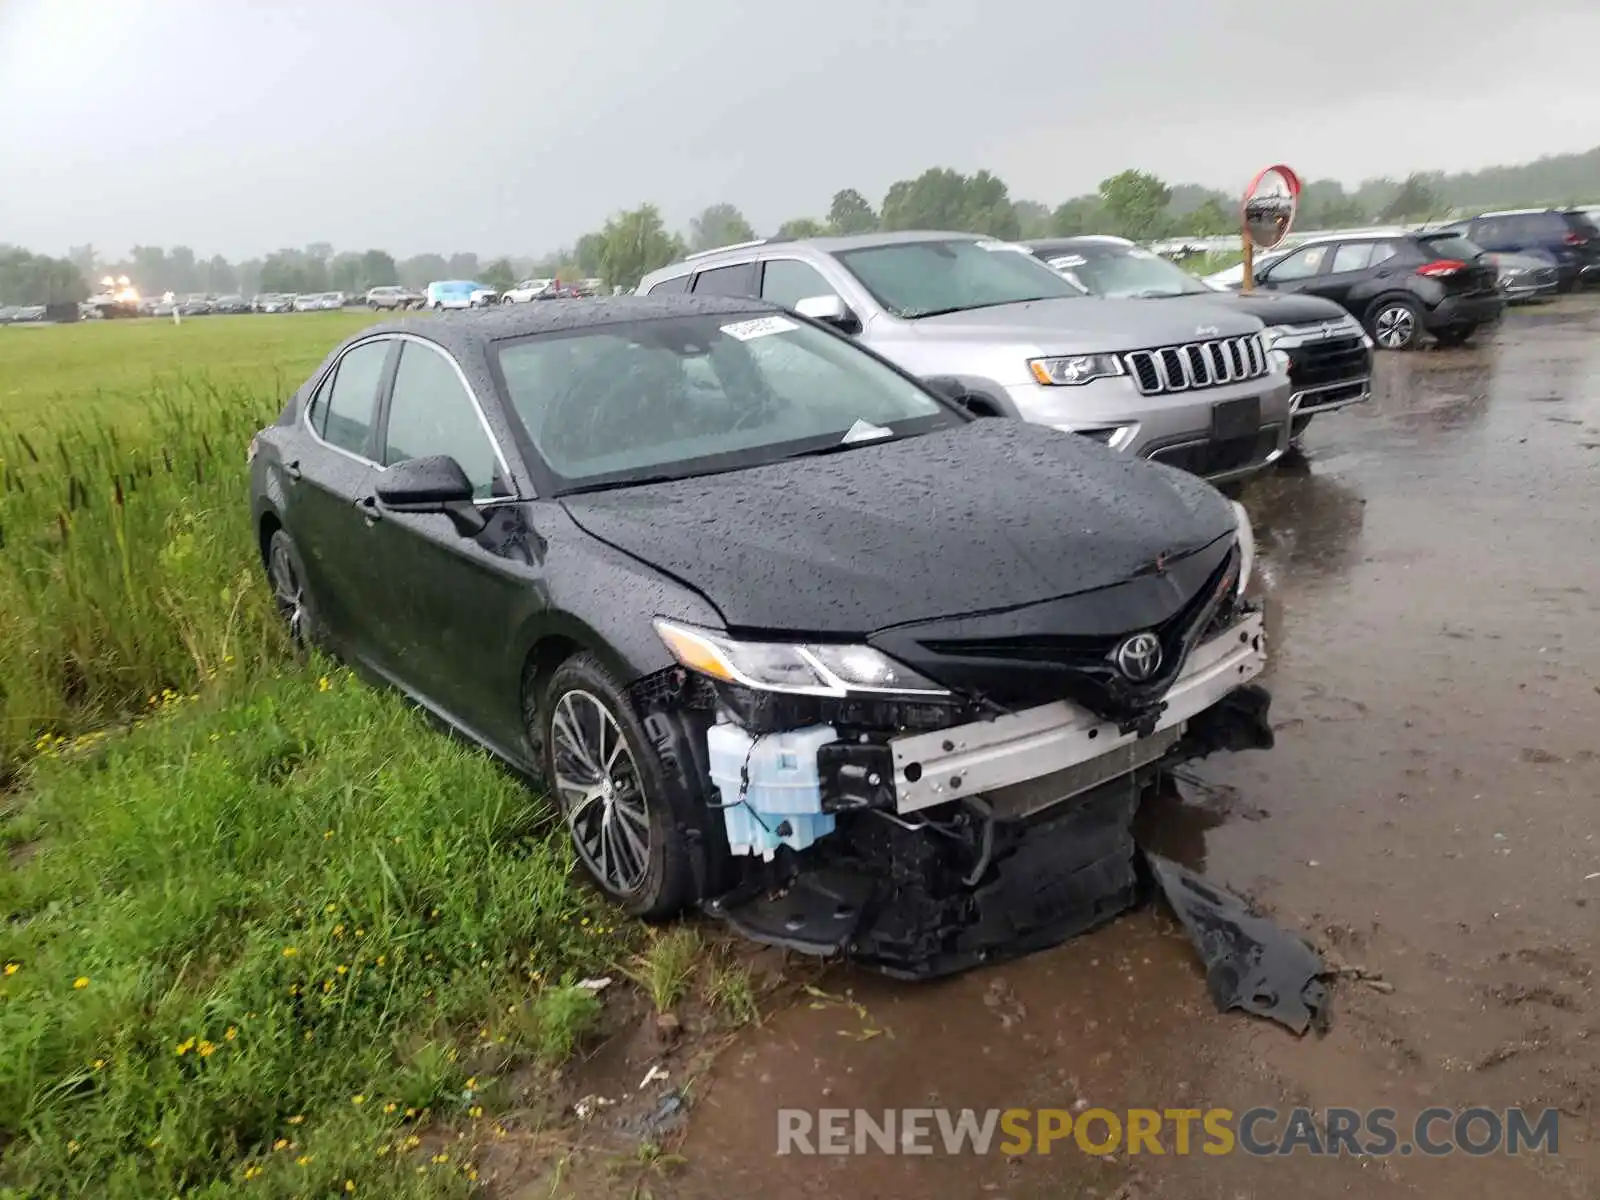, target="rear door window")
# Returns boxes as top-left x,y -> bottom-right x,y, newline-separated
1417,234 -> 1483,262
318,340 -> 391,457
644,274 -> 690,296
691,263 -> 759,297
